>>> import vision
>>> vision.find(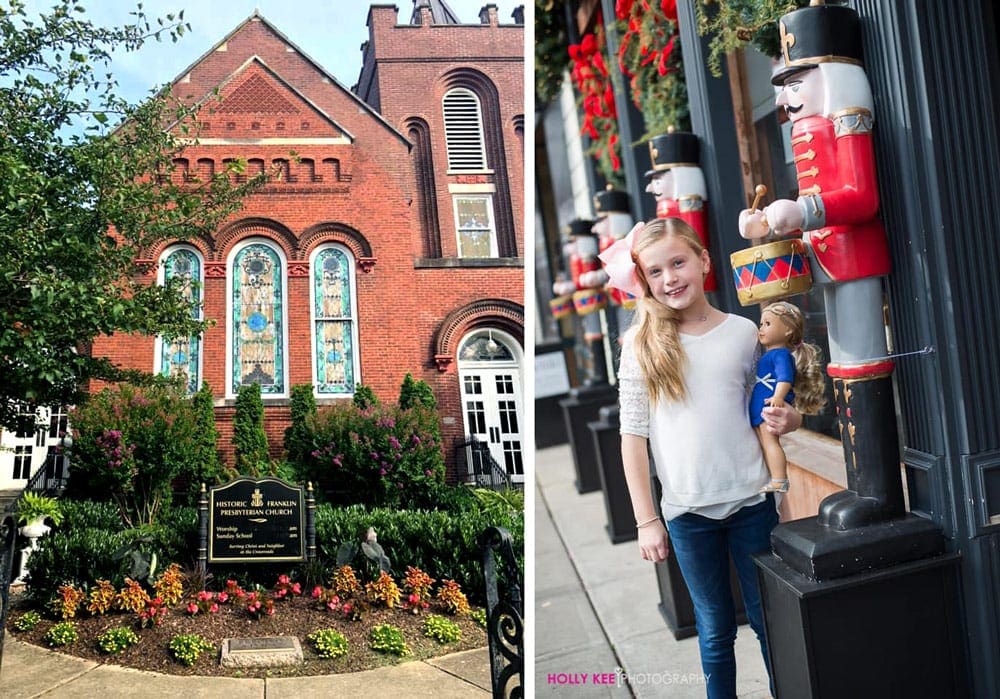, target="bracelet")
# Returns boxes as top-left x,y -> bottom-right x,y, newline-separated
635,515 -> 661,529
